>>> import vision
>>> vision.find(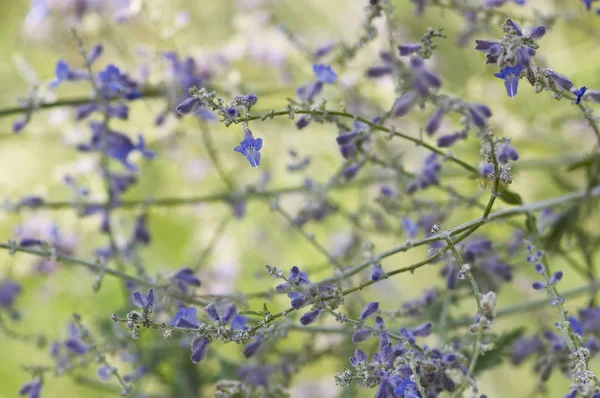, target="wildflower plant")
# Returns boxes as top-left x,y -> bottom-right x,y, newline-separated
2,0 -> 600,397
